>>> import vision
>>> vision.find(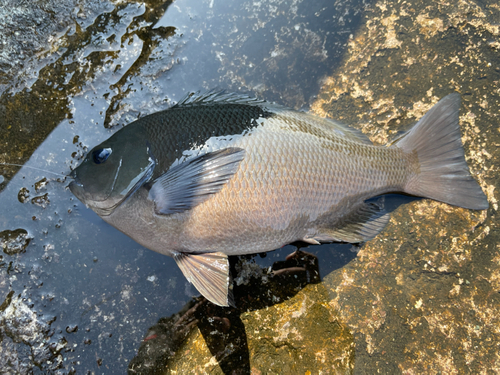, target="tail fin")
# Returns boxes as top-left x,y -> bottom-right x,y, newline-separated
396,93 -> 488,210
